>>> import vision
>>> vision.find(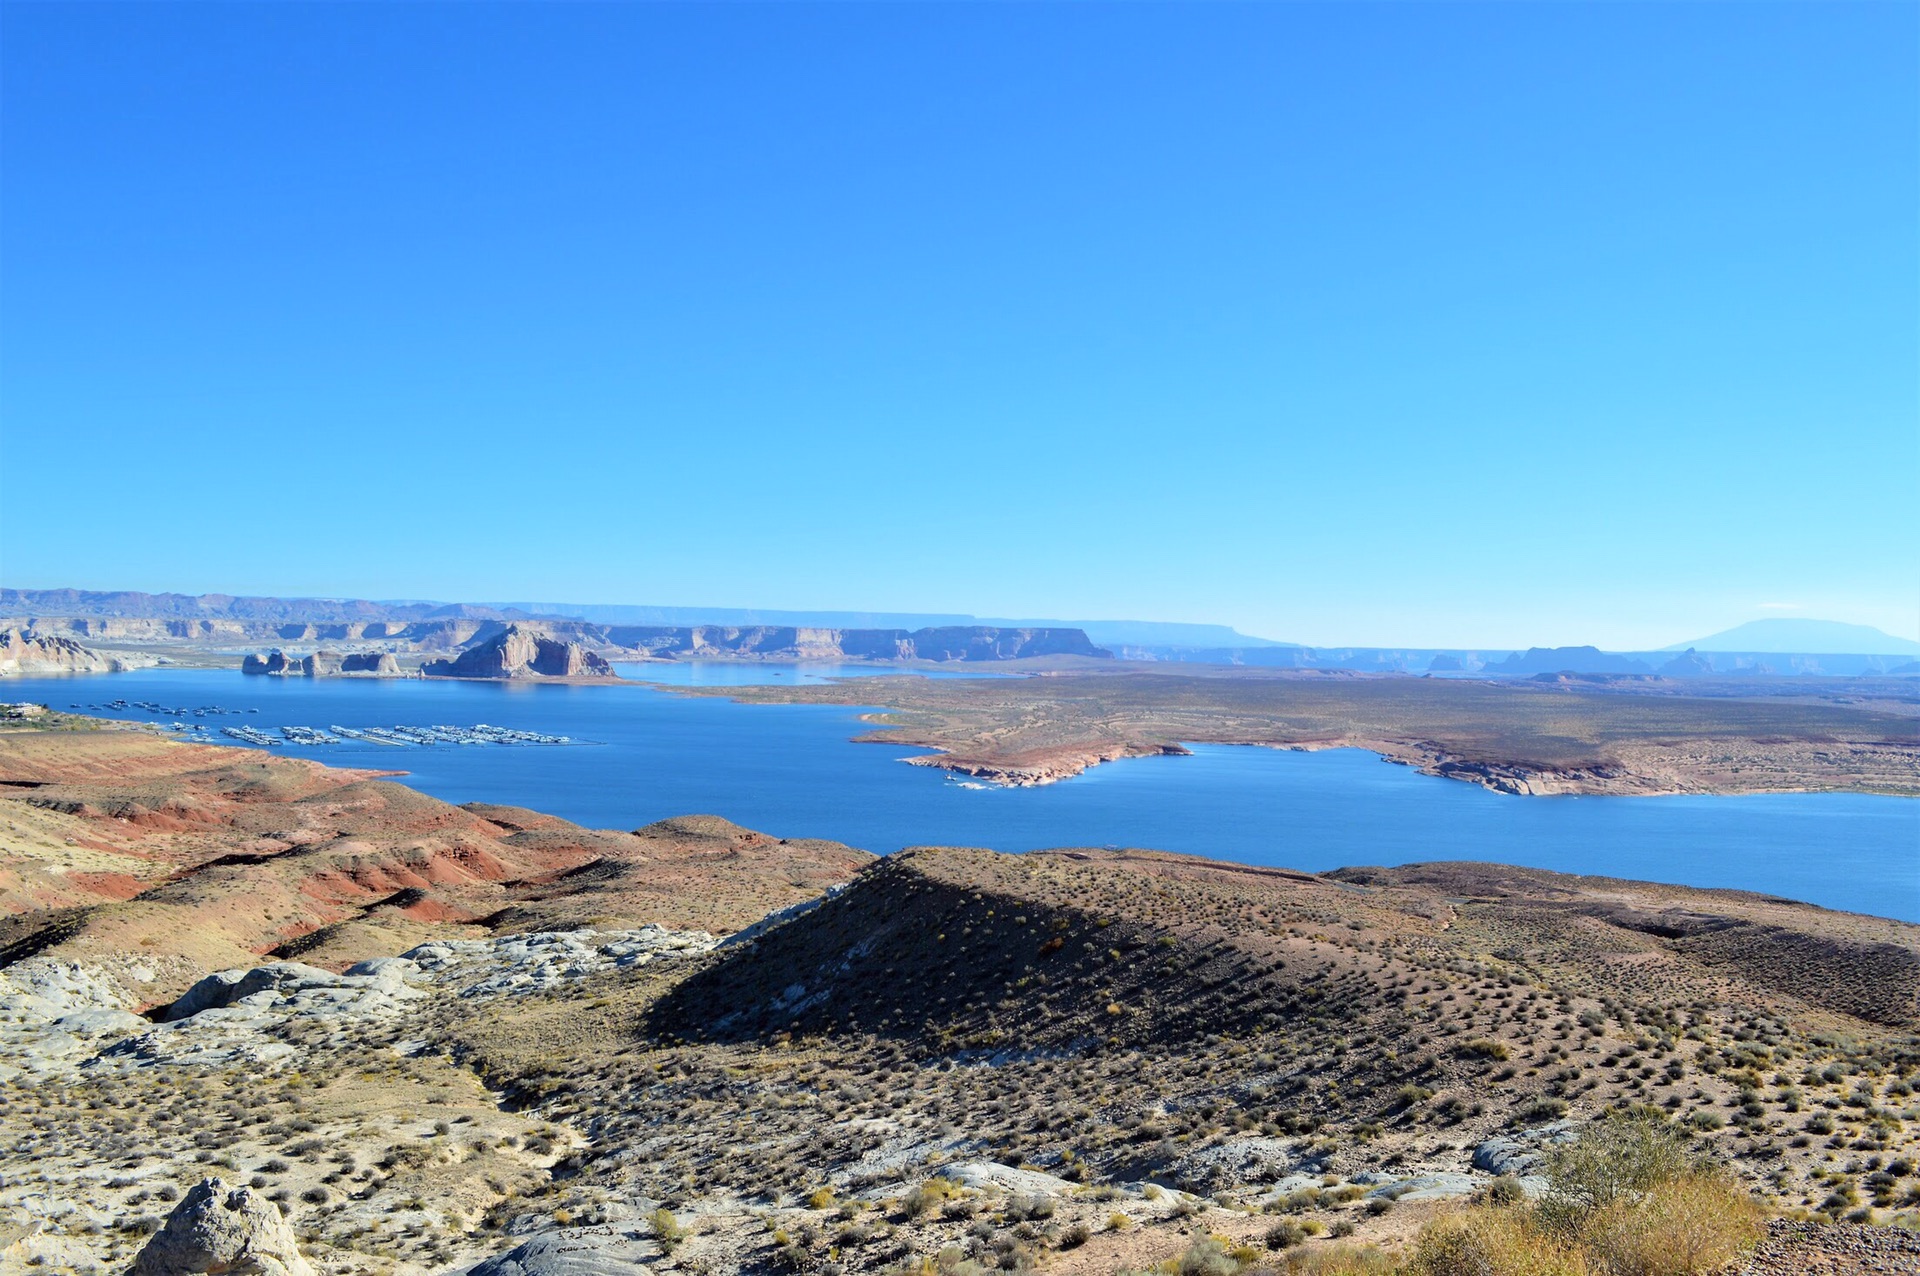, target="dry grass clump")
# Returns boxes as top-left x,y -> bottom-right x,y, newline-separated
1122,1117 -> 1766,1276
1407,1172 -> 1761,1276
1576,1174 -> 1763,1276
1415,1115 -> 1762,1276
1269,1247 -> 1400,1275
1411,1208 -> 1590,1276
